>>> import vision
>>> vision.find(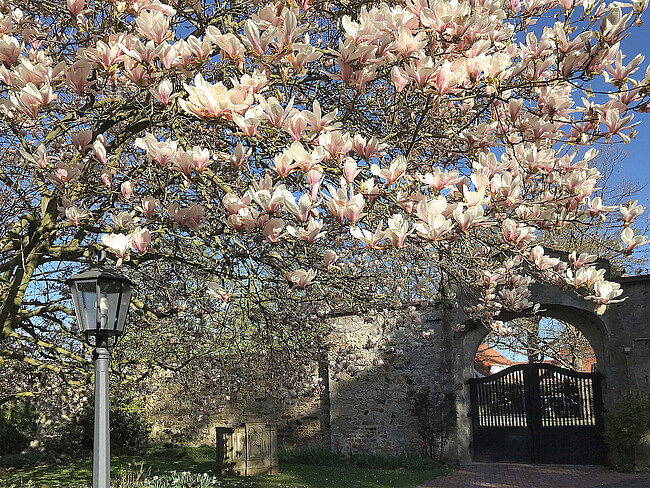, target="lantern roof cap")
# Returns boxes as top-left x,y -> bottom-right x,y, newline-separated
66,265 -> 135,286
